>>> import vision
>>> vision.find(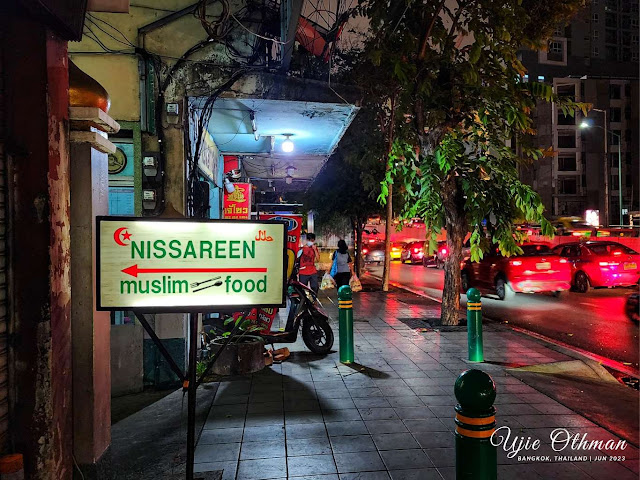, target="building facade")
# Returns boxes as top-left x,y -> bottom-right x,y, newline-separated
519,0 -> 639,226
